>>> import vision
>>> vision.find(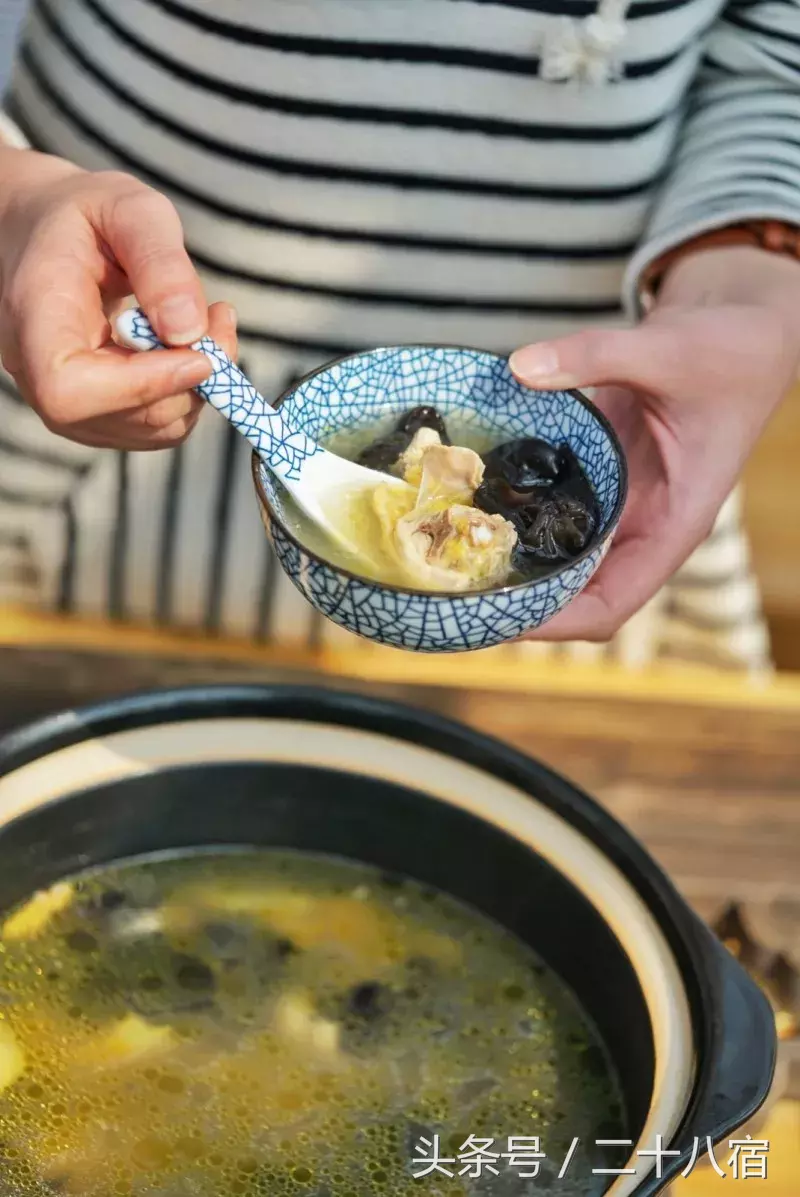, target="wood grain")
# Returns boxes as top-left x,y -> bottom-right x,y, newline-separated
675,1100 -> 799,1197
0,642 -> 795,965
744,385 -> 800,621
3,606 -> 800,711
